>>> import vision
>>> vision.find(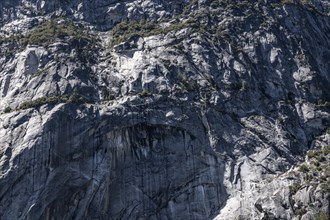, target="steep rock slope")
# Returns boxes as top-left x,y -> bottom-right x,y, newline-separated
0,0 -> 330,219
